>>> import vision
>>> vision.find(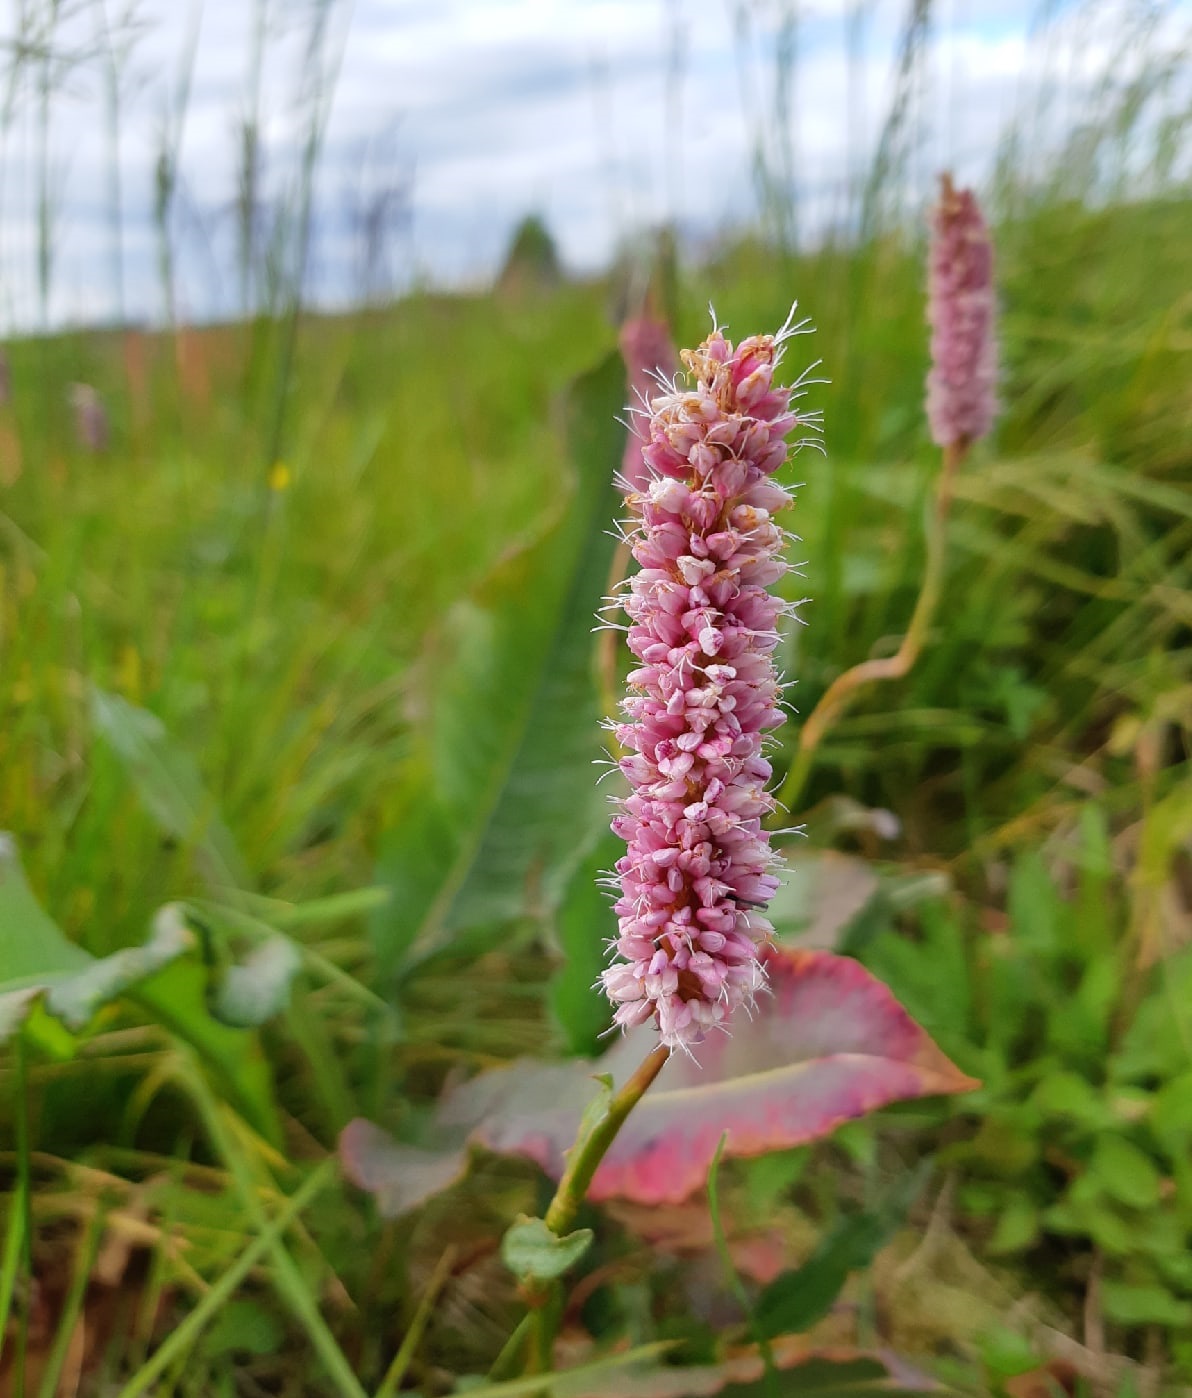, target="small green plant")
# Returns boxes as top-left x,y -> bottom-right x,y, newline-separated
860,806 -> 1192,1377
